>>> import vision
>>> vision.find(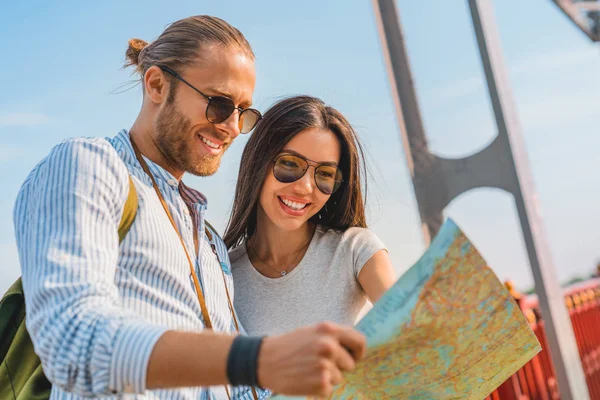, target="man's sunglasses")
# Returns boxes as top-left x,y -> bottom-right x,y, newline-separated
273,153 -> 343,195
160,66 -> 262,134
